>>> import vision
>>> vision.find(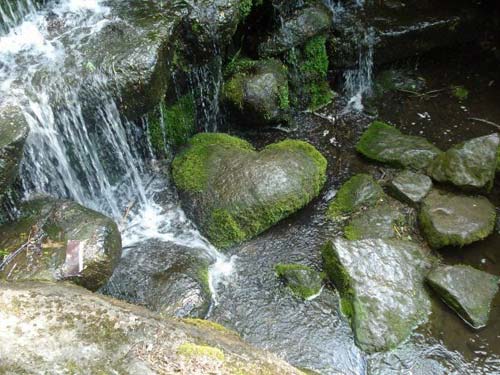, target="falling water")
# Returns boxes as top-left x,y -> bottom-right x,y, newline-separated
0,0 -> 38,35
